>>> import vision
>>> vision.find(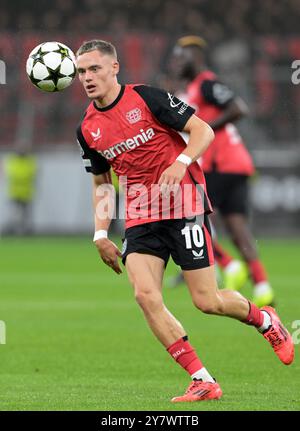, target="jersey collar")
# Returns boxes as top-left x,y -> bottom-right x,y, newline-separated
93,85 -> 125,112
